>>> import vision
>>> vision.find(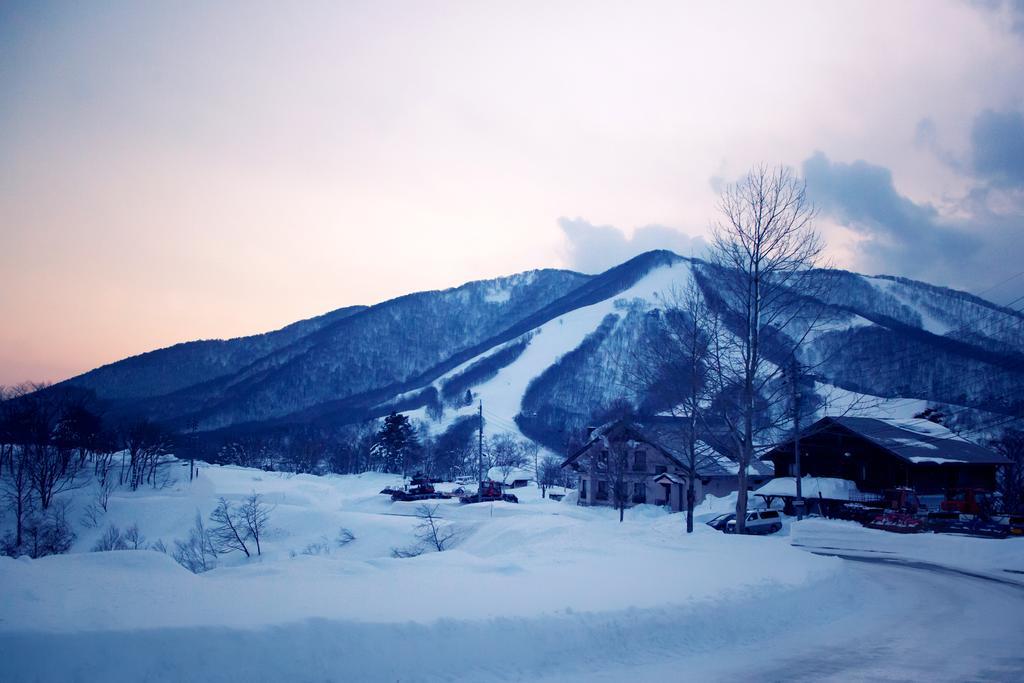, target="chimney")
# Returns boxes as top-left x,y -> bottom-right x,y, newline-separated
586,426 -> 596,440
